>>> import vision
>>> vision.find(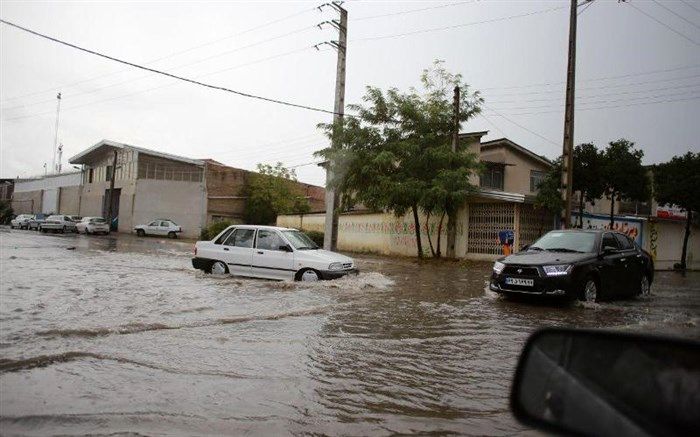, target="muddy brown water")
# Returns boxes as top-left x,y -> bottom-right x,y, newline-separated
1,229 -> 698,436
